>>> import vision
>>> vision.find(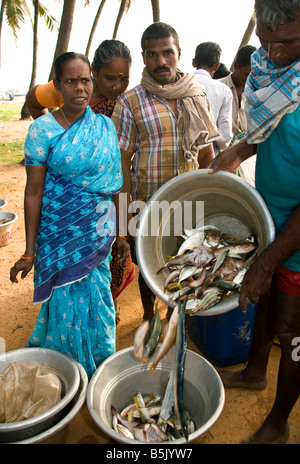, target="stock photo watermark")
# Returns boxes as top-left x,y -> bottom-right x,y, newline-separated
97,193 -> 205,238
292,337 -> 300,362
